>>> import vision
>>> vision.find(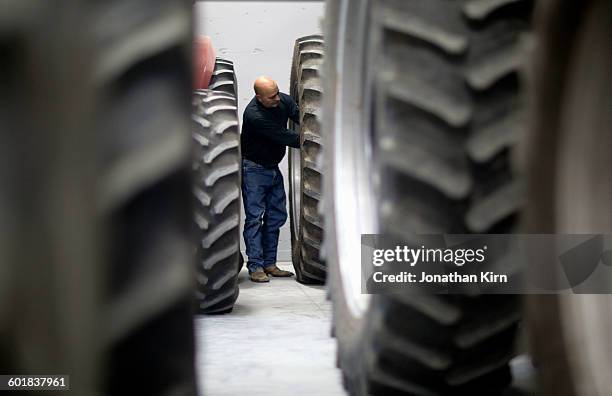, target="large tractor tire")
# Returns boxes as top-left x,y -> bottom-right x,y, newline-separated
0,1 -> 198,395
192,89 -> 242,314
209,58 -> 238,100
322,0 -> 532,394
523,2 -> 612,396
288,34 -> 326,284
